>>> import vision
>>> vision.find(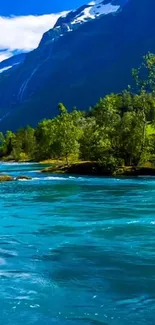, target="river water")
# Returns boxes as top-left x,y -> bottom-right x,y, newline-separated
0,163 -> 155,325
